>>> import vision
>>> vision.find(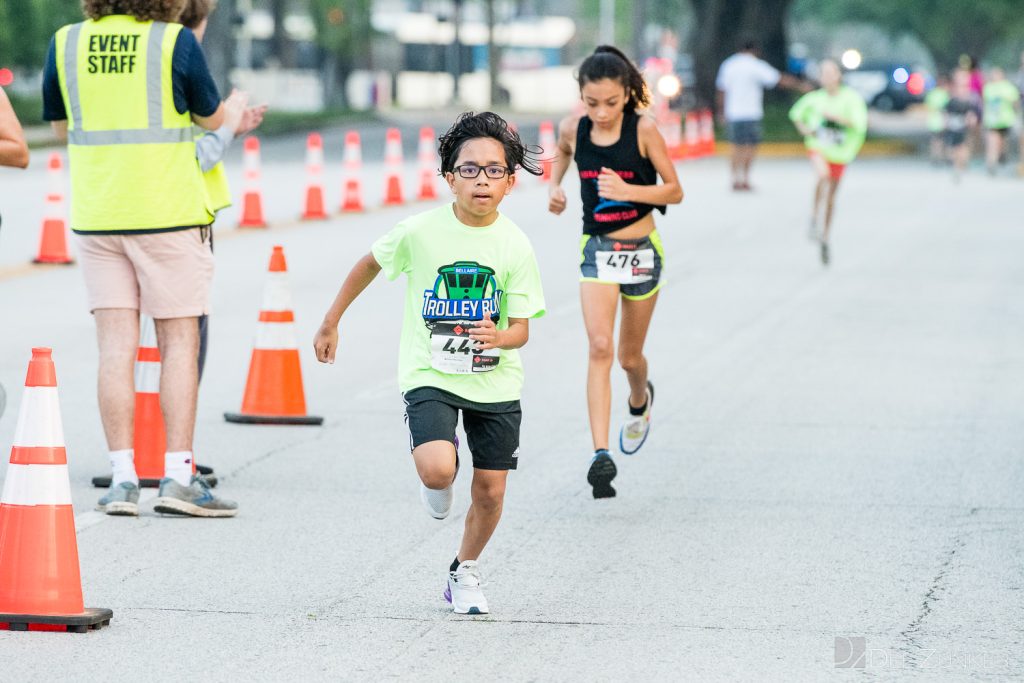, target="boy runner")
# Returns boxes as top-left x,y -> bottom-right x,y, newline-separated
314,112 -> 545,615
